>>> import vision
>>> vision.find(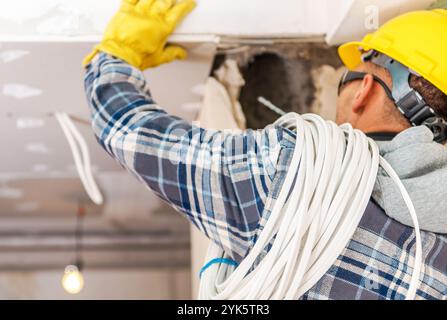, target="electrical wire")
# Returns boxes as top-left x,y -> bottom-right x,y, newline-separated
55,112 -> 103,205
74,202 -> 85,269
199,112 -> 422,300
257,96 -> 286,116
